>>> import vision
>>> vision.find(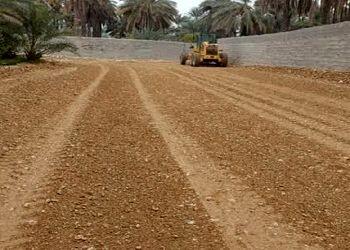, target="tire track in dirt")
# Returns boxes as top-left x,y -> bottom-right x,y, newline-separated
165,70 -> 350,156
128,67 -> 320,249
0,67 -> 78,94
218,68 -> 350,112
26,63 -> 226,249
171,68 -> 350,143
163,64 -> 350,119
0,63 -> 99,161
0,64 -> 109,248
173,67 -> 350,130
225,66 -> 350,99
